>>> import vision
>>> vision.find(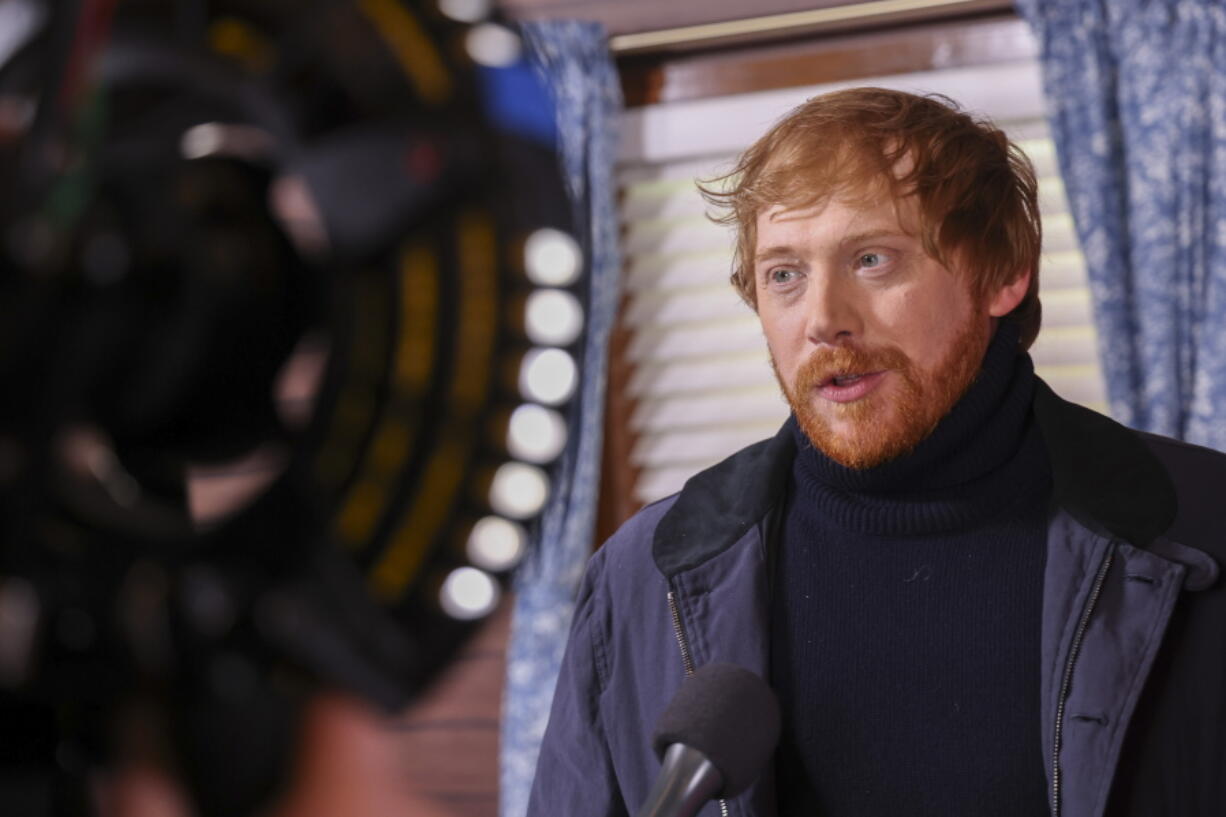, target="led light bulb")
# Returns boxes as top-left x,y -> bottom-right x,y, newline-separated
439,567 -> 500,620
464,23 -> 521,68
466,516 -> 527,572
523,228 -> 581,286
438,0 -> 490,23
525,289 -> 584,346
519,348 -> 577,405
489,462 -> 549,519
507,403 -> 567,463
181,124 -> 225,159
